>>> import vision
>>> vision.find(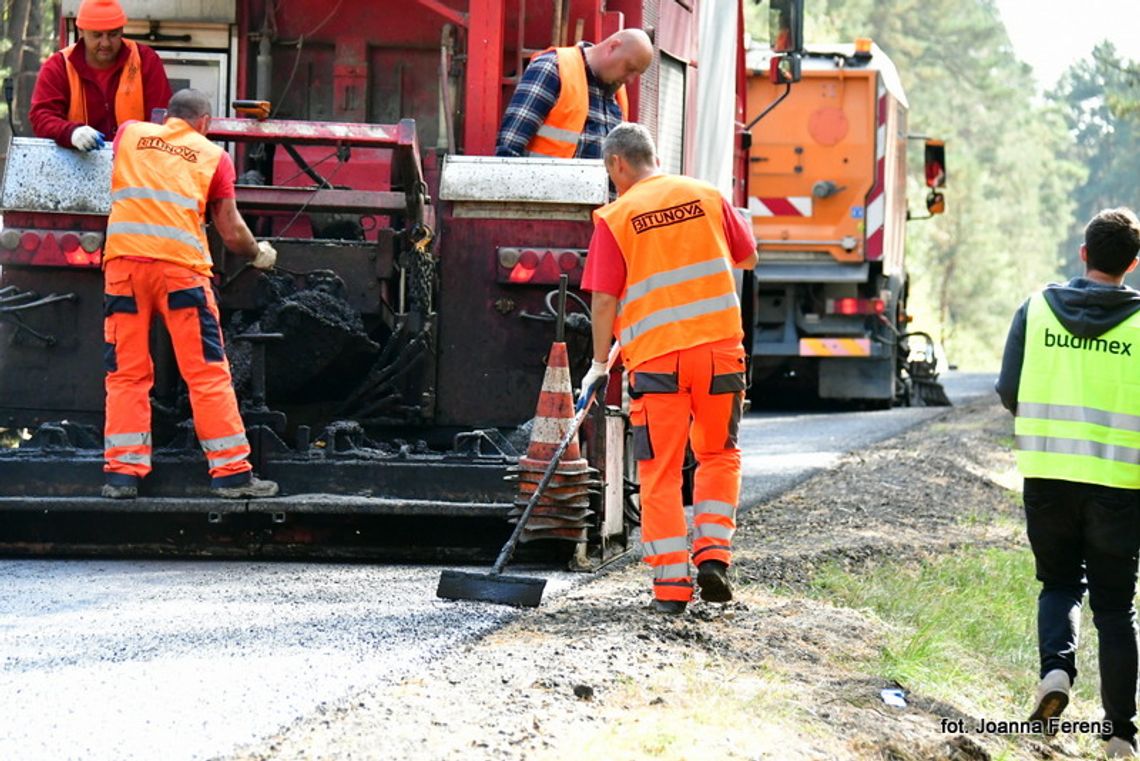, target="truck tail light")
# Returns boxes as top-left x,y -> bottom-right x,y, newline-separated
826,297 -> 885,316
557,251 -> 580,271
498,247 -> 585,285
0,229 -> 102,268
79,232 -> 104,253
